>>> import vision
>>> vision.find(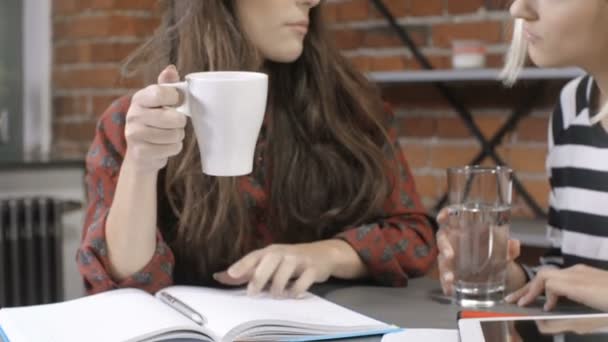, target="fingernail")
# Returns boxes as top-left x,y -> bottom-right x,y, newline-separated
212,273 -> 219,280
443,272 -> 453,282
291,292 -> 305,299
543,304 -> 550,311
227,267 -> 238,278
517,298 -> 526,306
504,294 -> 514,302
167,64 -> 177,71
